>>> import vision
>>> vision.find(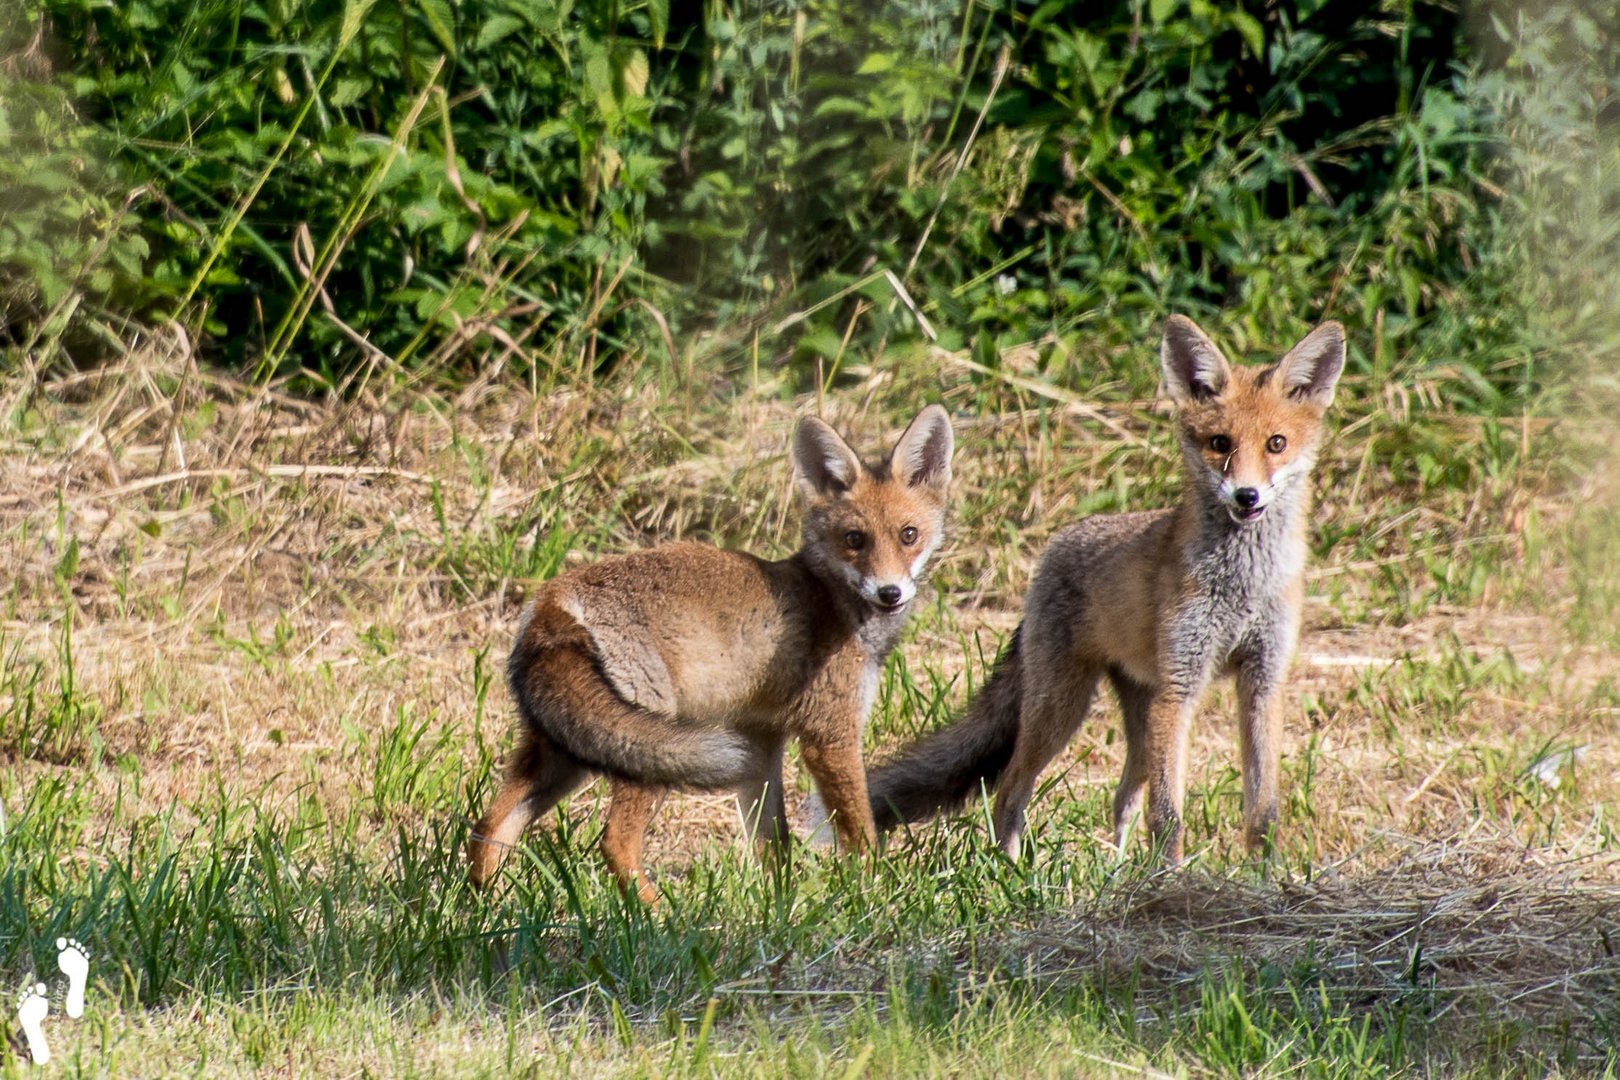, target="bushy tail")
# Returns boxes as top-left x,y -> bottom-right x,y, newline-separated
509,602 -> 758,789
866,626 -> 1025,832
